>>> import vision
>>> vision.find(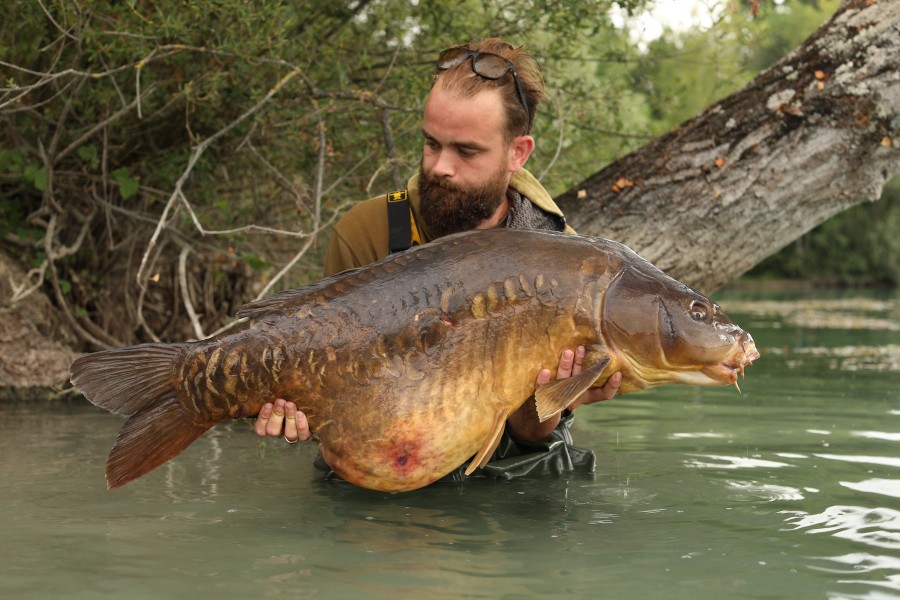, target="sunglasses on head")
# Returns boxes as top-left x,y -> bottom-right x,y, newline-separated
435,46 -> 531,135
